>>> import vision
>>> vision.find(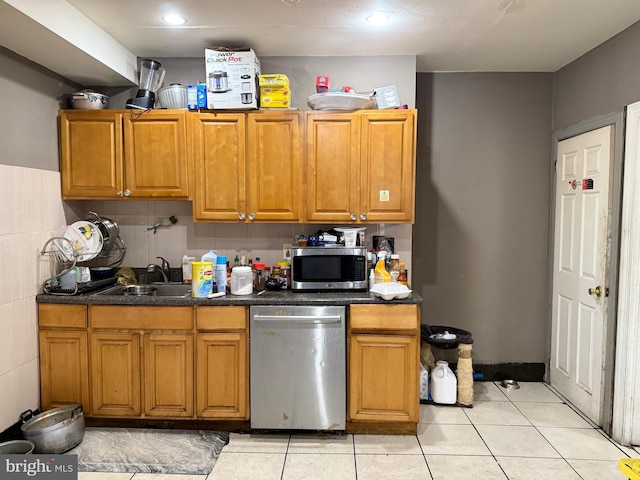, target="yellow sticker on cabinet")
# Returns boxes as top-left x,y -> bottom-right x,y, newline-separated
379,190 -> 390,202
